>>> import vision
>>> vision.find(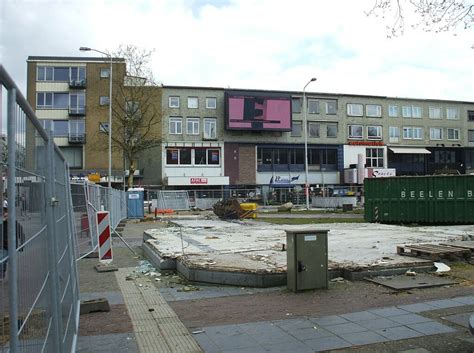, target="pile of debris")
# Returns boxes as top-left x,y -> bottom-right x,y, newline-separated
213,199 -> 255,219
